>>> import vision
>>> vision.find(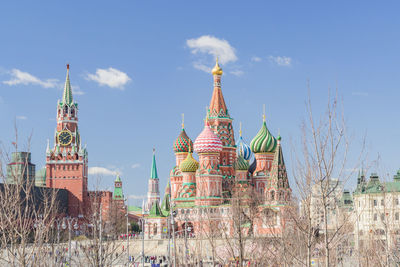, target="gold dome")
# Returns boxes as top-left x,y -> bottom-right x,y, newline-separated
211,58 -> 223,75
